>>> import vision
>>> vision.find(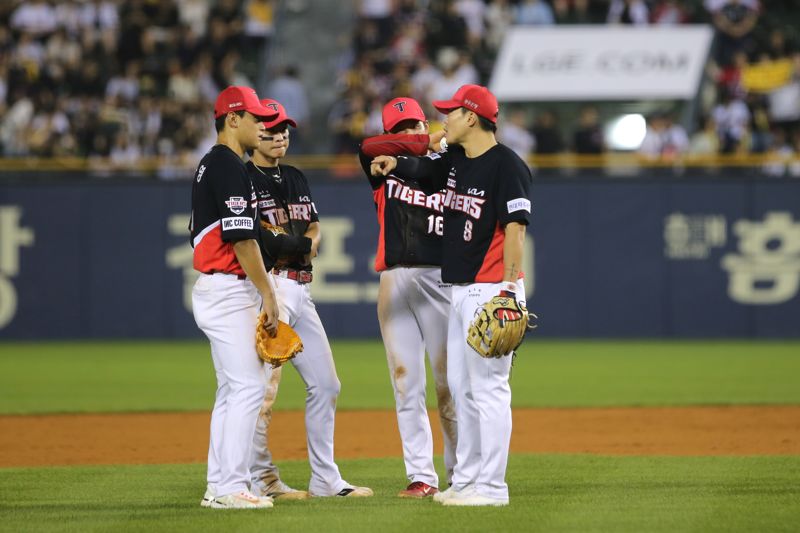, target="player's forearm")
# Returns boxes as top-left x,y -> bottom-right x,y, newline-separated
395,154 -> 447,183
234,239 -> 277,302
361,134 -> 430,158
502,222 -> 526,285
304,222 -> 321,257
